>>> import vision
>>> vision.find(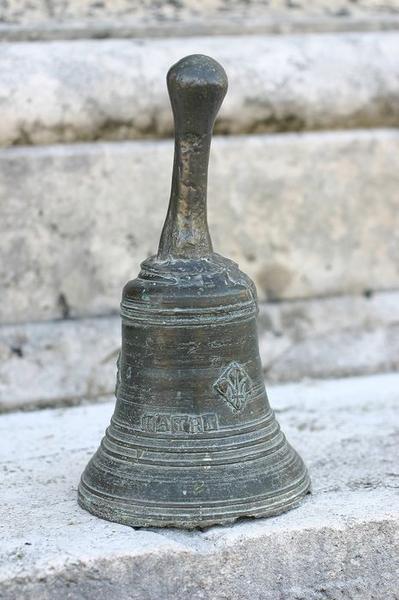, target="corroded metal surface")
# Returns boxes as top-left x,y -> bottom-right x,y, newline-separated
78,54 -> 310,528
